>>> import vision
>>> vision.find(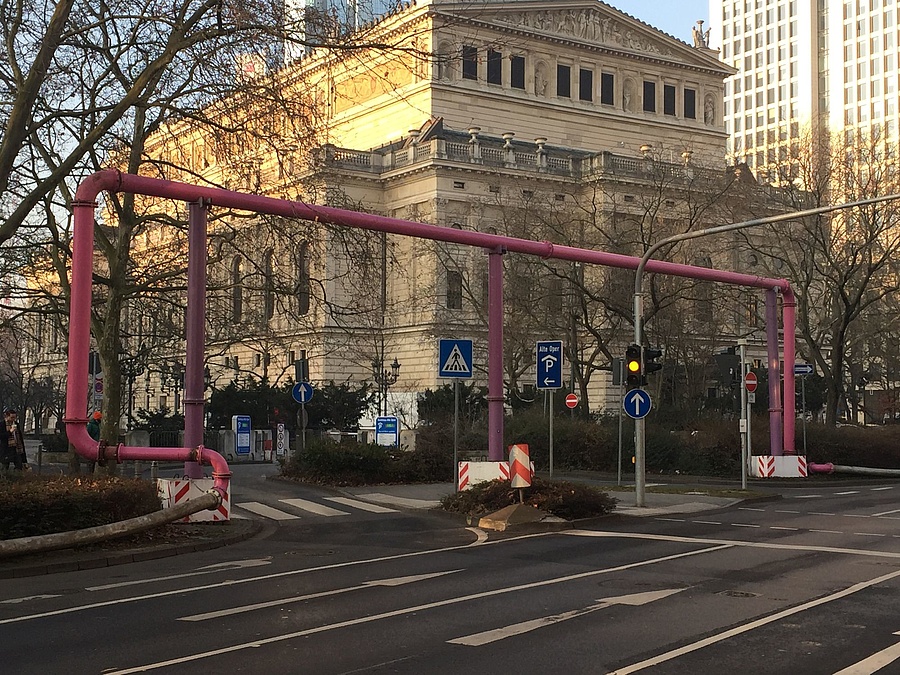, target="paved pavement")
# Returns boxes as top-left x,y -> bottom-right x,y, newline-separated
0,462 -> 774,579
